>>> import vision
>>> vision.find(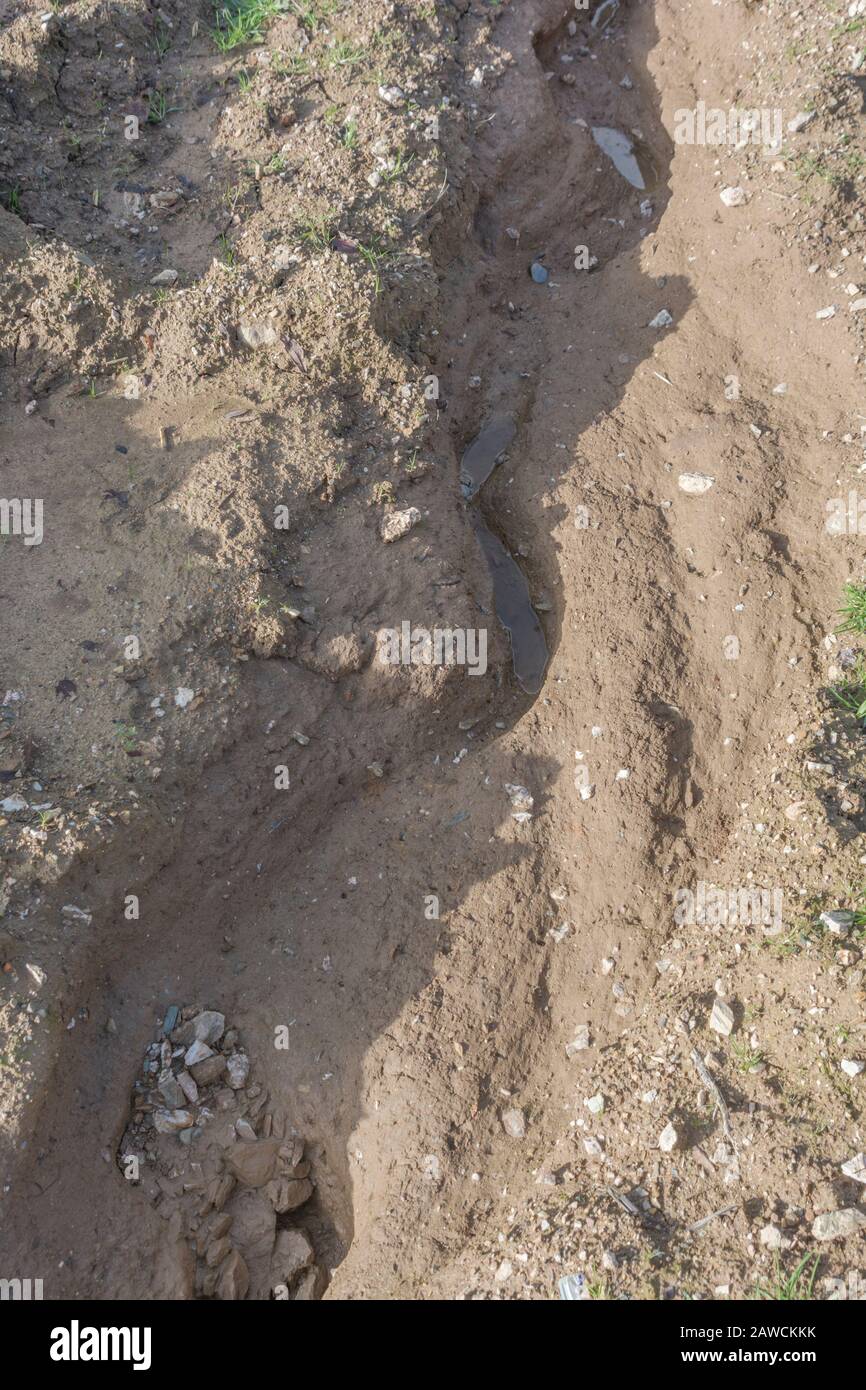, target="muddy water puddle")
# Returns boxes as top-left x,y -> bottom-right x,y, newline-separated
460,415 -> 516,499
591,126 -> 656,191
461,416 -> 549,694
